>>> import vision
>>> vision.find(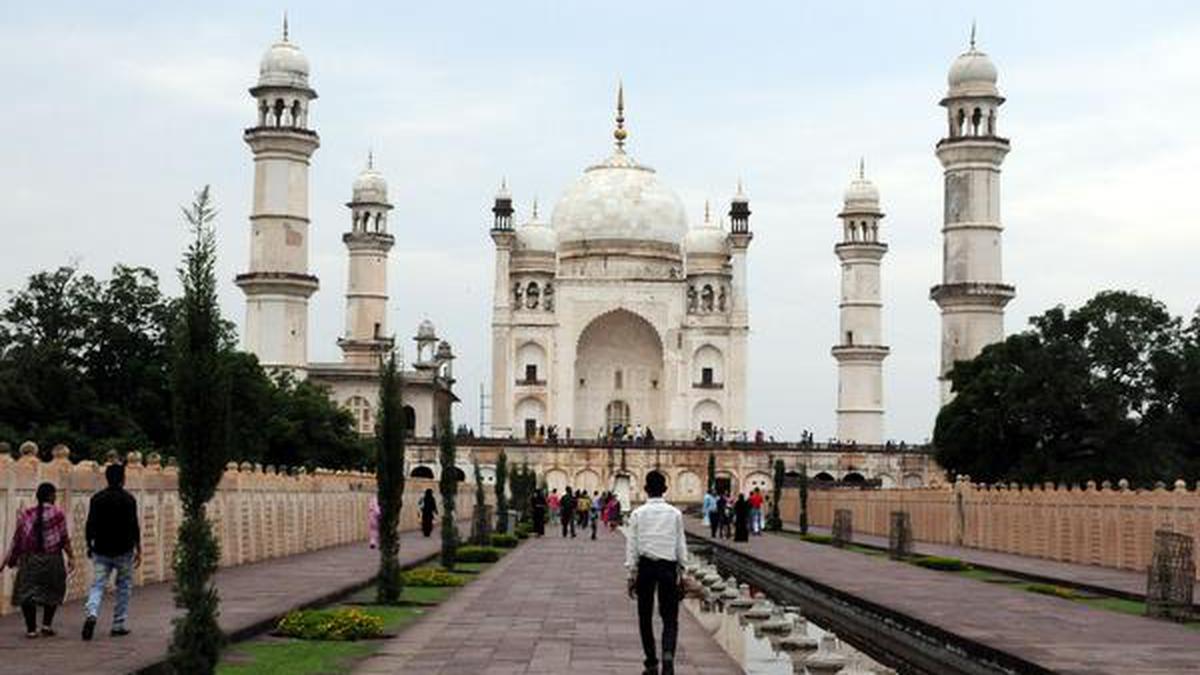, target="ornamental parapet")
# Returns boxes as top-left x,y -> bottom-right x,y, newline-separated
929,282 -> 1015,308
234,271 -> 320,297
